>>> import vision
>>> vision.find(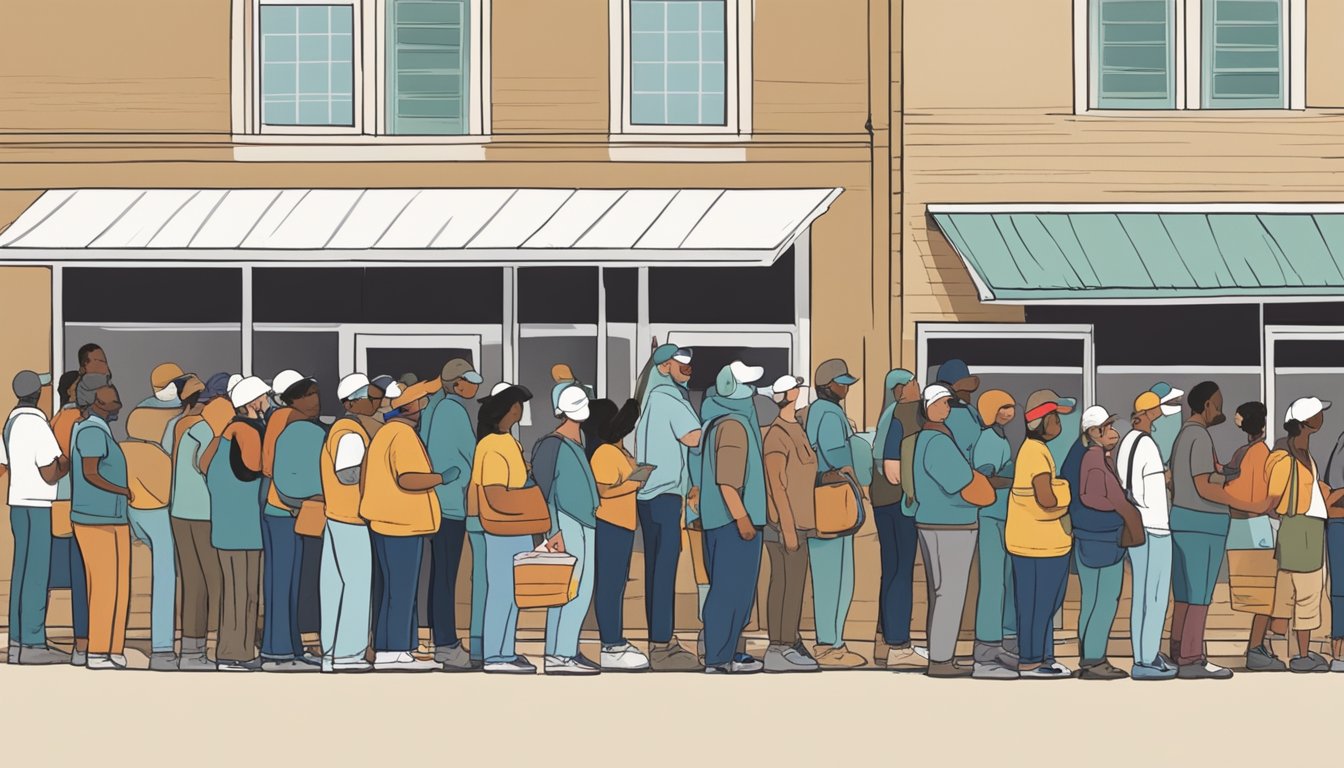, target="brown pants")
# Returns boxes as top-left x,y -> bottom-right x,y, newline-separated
73,523 -> 131,656
765,537 -> 810,646
217,549 -> 261,663
172,517 -> 223,639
